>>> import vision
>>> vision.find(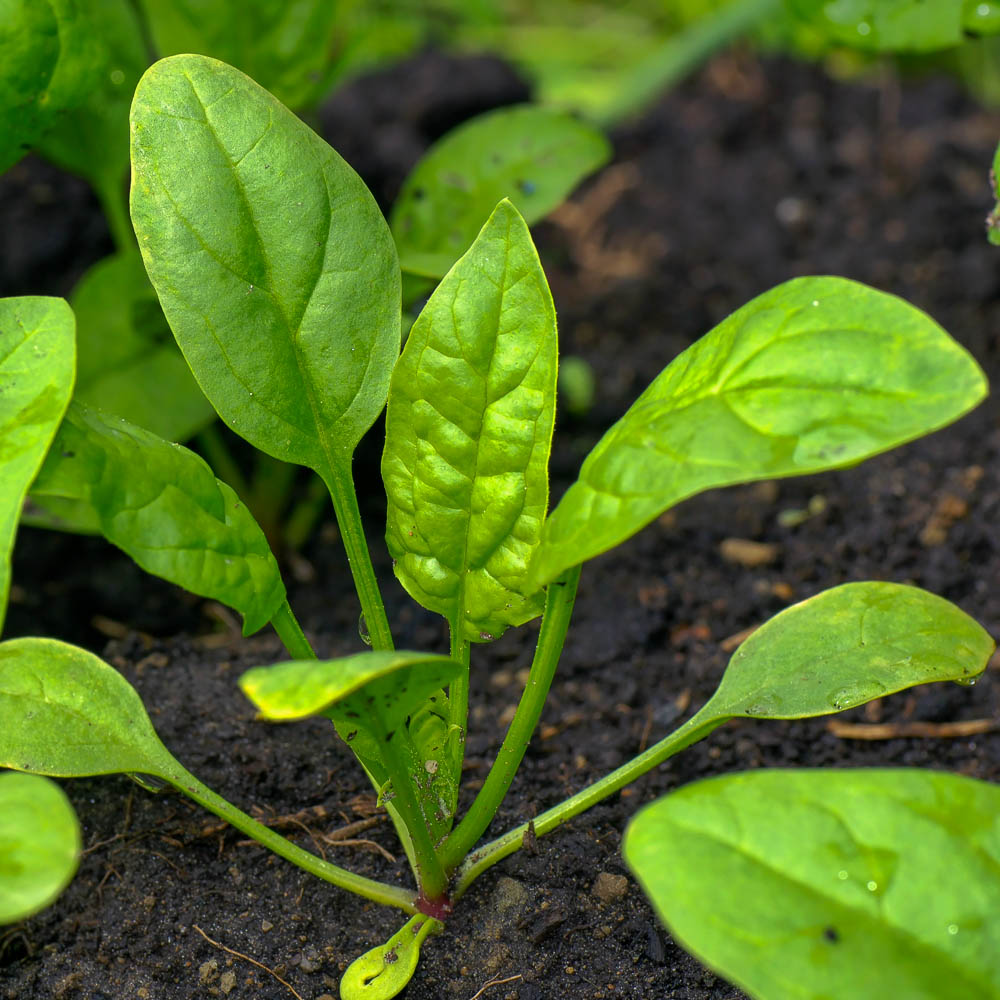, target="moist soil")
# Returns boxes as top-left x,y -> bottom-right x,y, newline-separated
3,48 -> 1000,1000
